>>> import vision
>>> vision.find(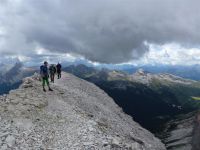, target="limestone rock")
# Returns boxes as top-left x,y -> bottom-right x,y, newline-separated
6,135 -> 15,147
